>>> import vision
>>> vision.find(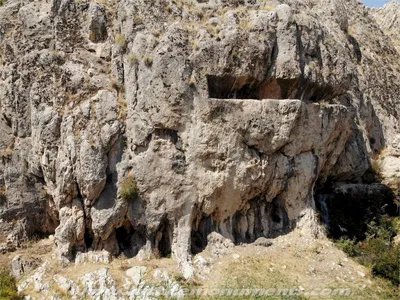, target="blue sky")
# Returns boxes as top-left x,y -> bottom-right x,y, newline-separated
362,0 -> 393,7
